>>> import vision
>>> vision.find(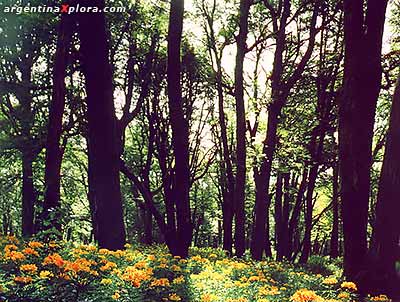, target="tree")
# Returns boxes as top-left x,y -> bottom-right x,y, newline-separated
339,0 -> 388,282
329,163 -> 340,258
199,0 -> 236,255
251,0 -> 320,260
367,74 -> 400,297
234,0 -> 252,258
0,10 -> 54,237
166,0 -> 193,257
42,15 -> 73,234
77,0 -> 126,250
